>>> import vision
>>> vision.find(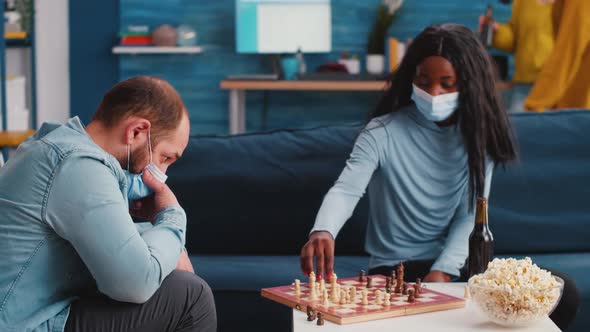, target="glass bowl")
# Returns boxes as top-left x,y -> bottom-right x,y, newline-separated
468,276 -> 564,327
